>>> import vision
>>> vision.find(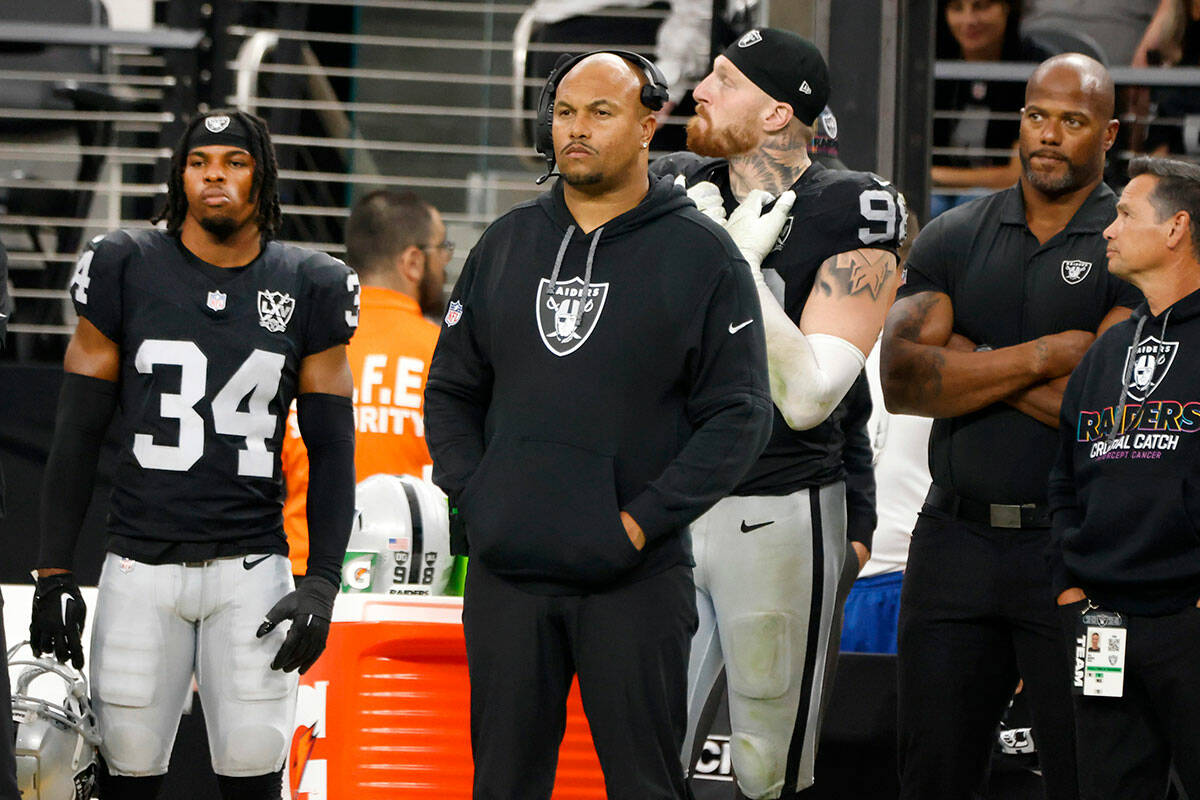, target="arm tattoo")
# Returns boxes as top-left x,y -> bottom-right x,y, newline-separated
890,292 -> 945,400
814,250 -> 897,300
